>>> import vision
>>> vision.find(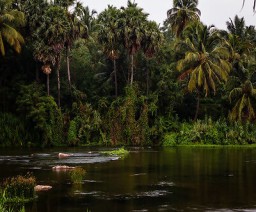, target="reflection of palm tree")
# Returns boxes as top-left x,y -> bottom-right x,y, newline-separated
0,0 -> 25,56
166,0 -> 201,37
176,22 -> 231,120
